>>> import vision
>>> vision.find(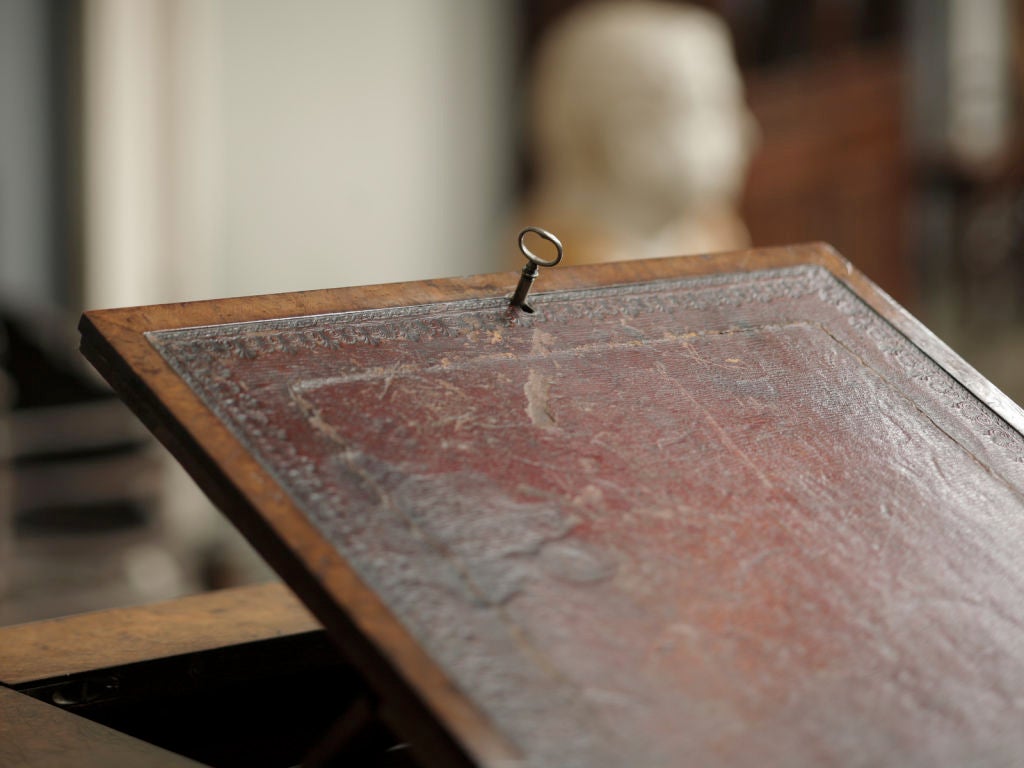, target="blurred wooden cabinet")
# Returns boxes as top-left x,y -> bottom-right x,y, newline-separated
742,49 -> 911,304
